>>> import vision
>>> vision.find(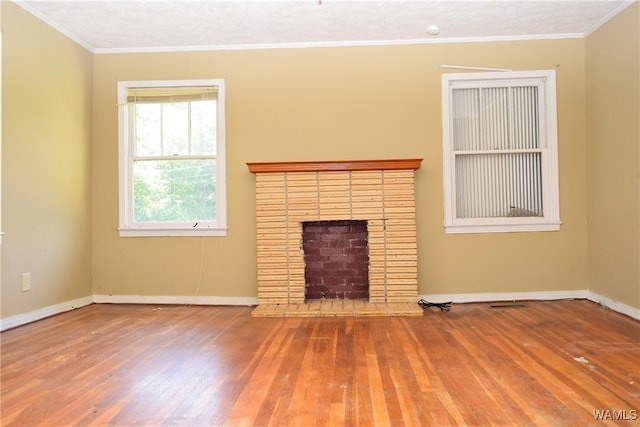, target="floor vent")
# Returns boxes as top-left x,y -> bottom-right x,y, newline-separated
489,303 -> 527,309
